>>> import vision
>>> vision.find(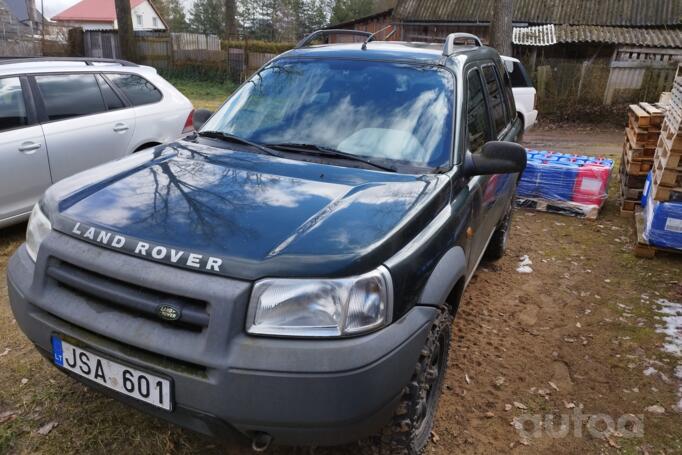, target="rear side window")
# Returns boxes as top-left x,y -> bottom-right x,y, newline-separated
106,73 -> 162,106
509,62 -> 532,88
96,74 -> 125,110
36,74 -> 106,121
0,77 -> 28,132
501,69 -> 516,121
482,65 -> 507,135
466,69 -> 490,153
